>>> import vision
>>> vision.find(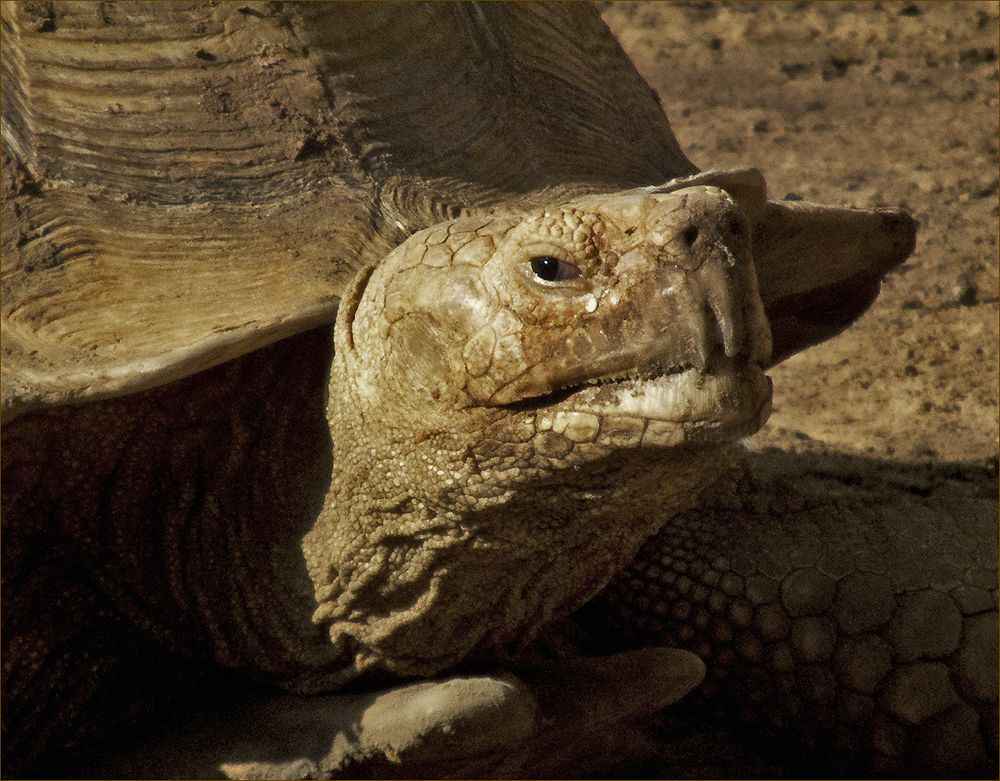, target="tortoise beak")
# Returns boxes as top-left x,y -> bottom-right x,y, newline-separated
650,167 -> 918,365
